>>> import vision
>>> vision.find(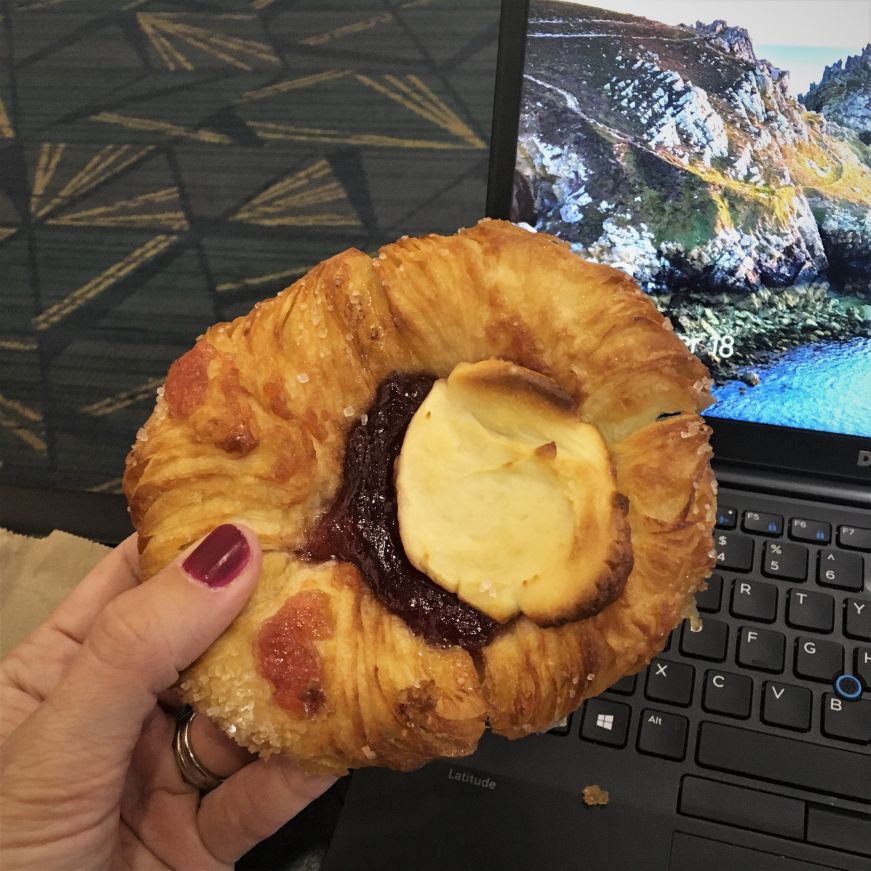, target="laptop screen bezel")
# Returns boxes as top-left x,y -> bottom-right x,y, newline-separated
485,0 -> 871,485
